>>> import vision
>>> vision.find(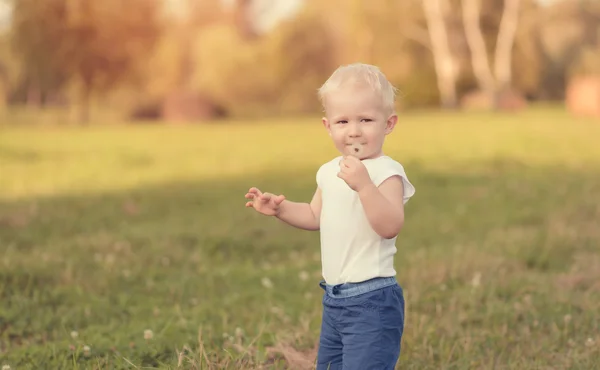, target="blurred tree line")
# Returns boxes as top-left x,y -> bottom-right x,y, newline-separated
0,0 -> 599,123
